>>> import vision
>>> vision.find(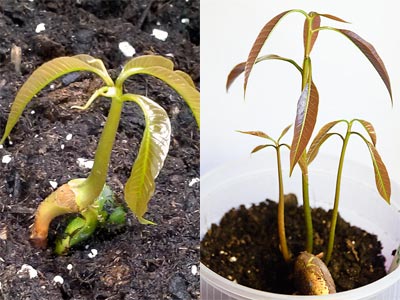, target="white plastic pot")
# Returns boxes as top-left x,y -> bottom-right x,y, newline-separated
200,154 -> 400,300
